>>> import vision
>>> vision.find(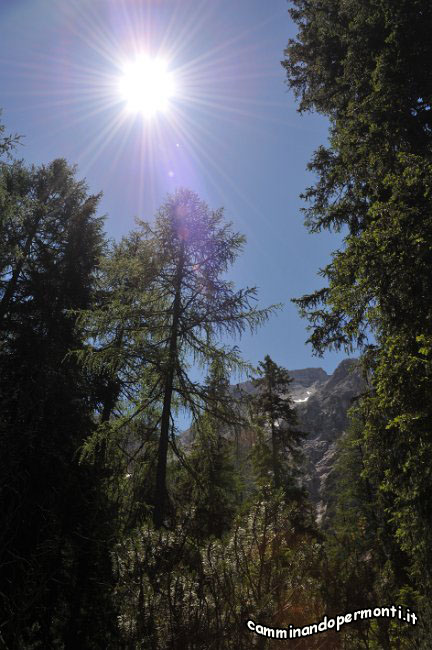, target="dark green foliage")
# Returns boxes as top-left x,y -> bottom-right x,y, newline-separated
174,419 -> 239,540
0,155 -> 118,647
250,356 -> 306,503
323,409 -> 419,649
115,491 -> 325,650
77,188 -> 278,530
283,0 -> 432,644
173,363 -> 241,540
